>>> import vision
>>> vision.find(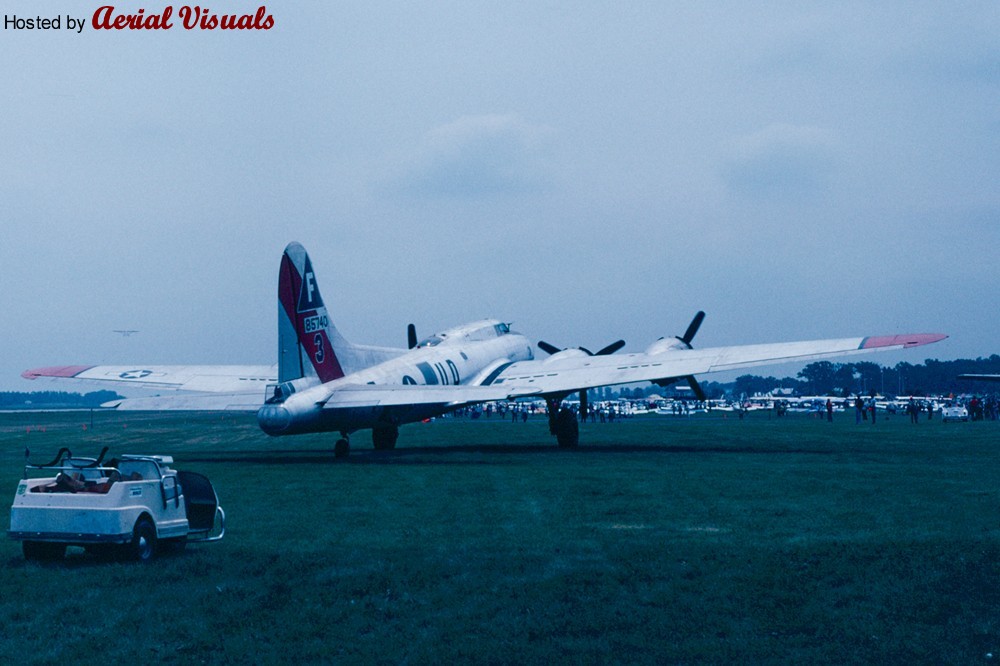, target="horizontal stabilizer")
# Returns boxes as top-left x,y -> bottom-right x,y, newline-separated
22,365 -> 276,393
